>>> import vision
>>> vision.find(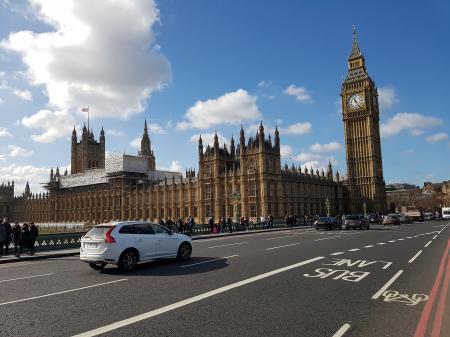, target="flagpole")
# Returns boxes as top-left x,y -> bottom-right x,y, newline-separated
87,104 -> 90,132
